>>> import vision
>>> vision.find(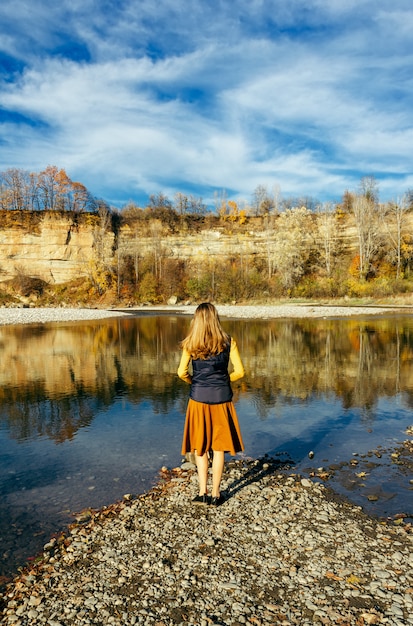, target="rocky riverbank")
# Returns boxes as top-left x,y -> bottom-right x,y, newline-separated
1,458 -> 412,626
123,303 -> 412,321
0,308 -> 127,326
0,302 -> 410,327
